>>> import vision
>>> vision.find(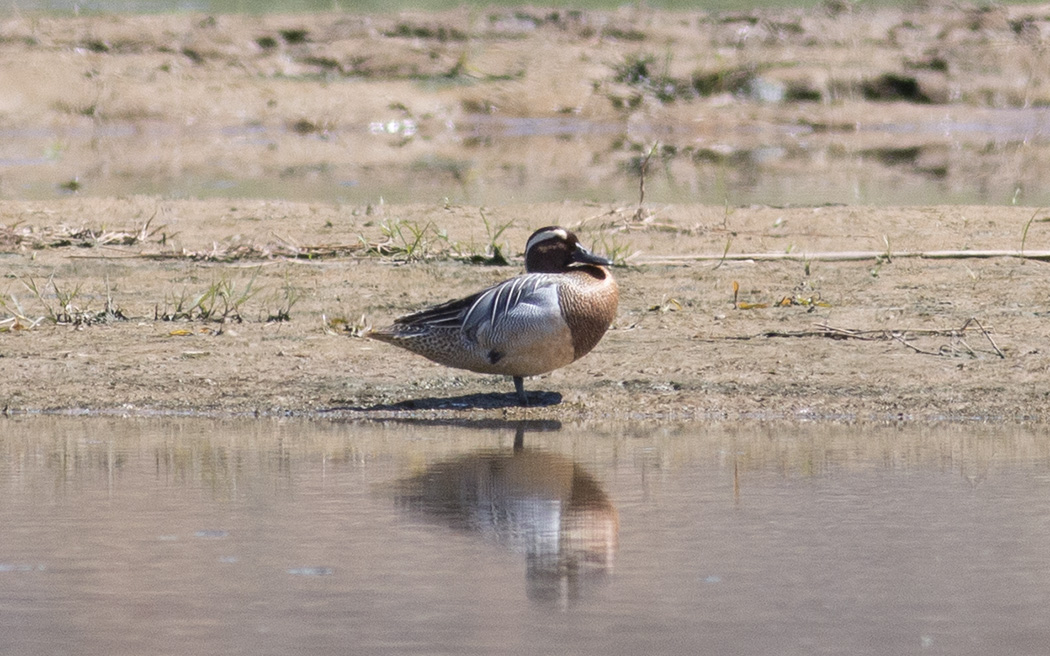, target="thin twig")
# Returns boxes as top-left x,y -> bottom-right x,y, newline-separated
570,207 -> 628,231
892,332 -> 940,356
961,317 -> 1005,358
